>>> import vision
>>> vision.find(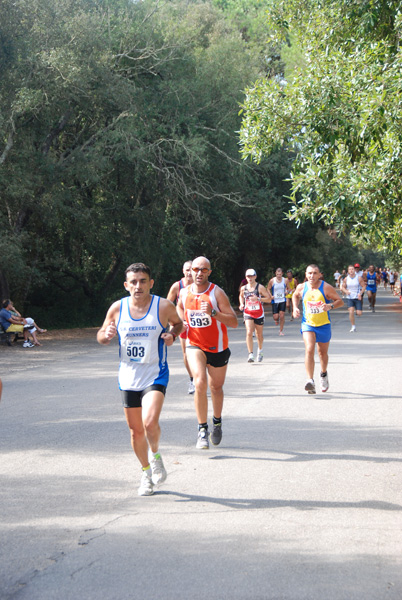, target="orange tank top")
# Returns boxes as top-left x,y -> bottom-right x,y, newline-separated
181,283 -> 228,353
